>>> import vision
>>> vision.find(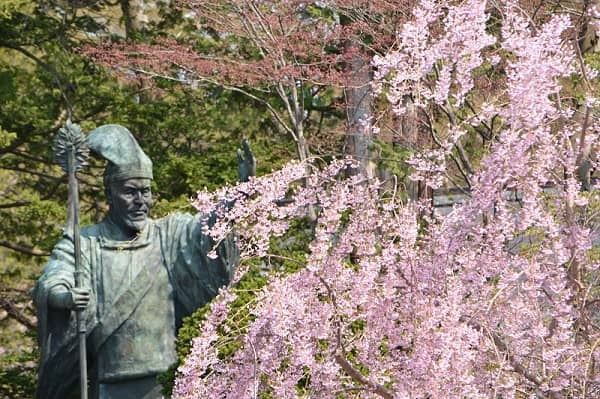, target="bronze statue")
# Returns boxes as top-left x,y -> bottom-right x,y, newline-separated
33,124 -> 255,399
